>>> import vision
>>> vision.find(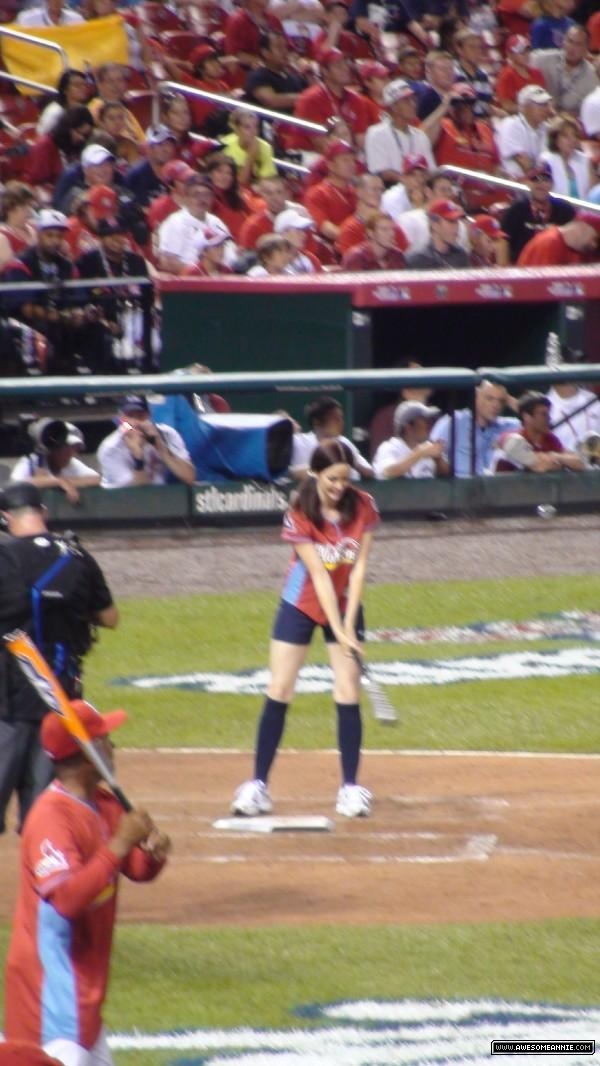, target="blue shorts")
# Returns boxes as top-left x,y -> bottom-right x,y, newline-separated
272,599 -> 365,646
